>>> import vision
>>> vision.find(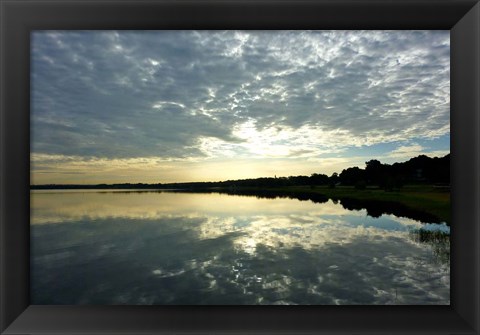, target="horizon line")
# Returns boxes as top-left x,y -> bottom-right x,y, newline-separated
30,152 -> 450,187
